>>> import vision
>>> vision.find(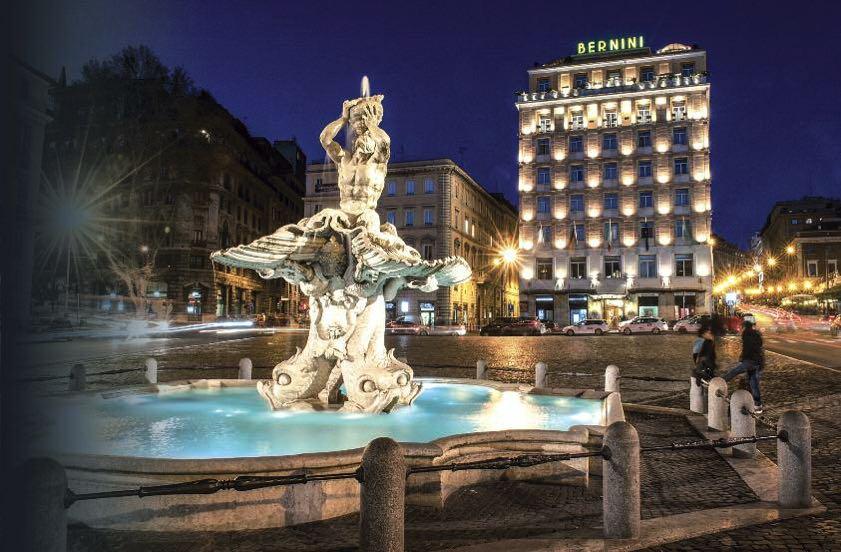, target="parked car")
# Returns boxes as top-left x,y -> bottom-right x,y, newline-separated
618,316 -> 669,334
560,319 -> 609,336
479,317 -> 546,336
673,314 -> 711,334
385,318 -> 423,335
424,324 -> 467,336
